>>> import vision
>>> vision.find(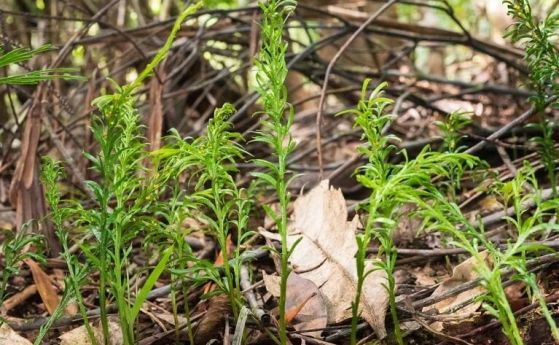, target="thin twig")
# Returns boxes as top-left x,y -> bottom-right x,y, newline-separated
315,0 -> 398,179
